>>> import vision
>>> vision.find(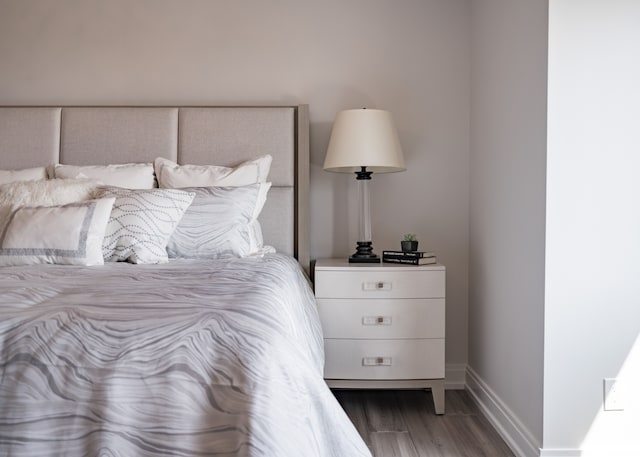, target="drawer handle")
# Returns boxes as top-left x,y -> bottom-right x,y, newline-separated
362,356 -> 392,367
363,281 -> 392,291
362,316 -> 392,326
